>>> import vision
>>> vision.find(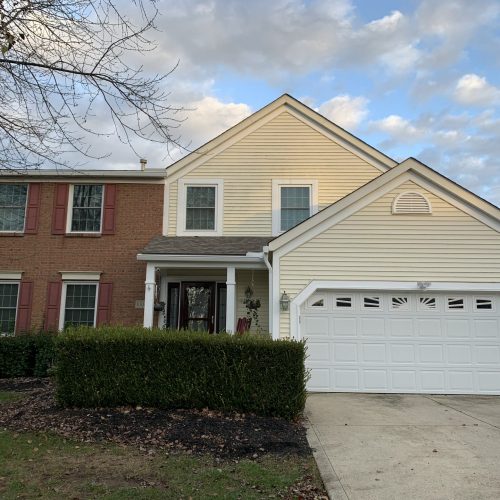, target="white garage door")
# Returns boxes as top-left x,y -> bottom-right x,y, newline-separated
302,290 -> 500,394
